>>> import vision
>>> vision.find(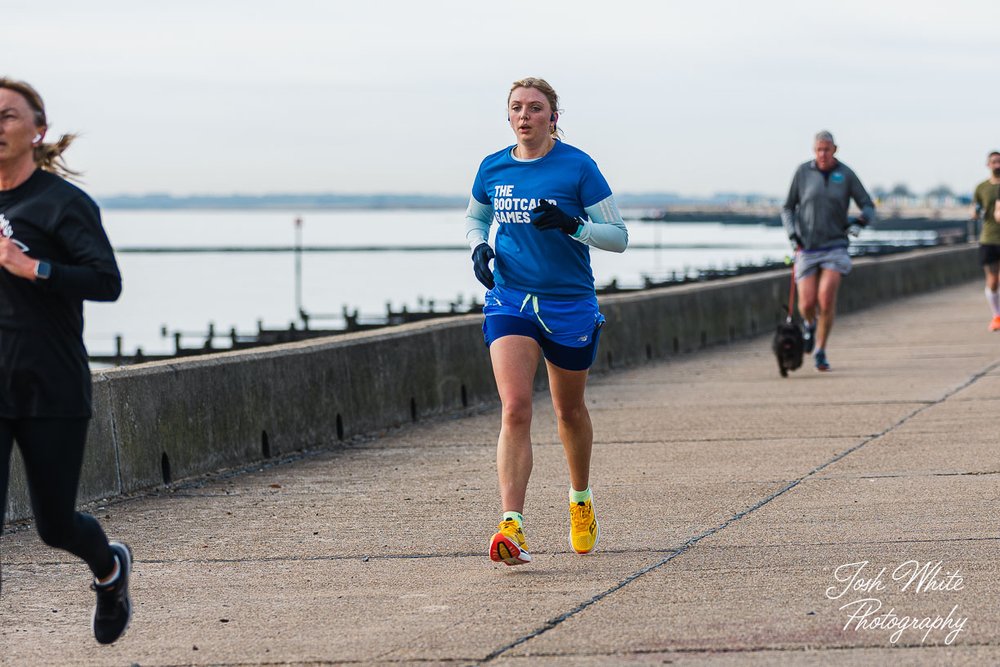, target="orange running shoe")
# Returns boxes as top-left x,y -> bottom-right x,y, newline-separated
489,519 -> 531,566
989,316 -> 1000,332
